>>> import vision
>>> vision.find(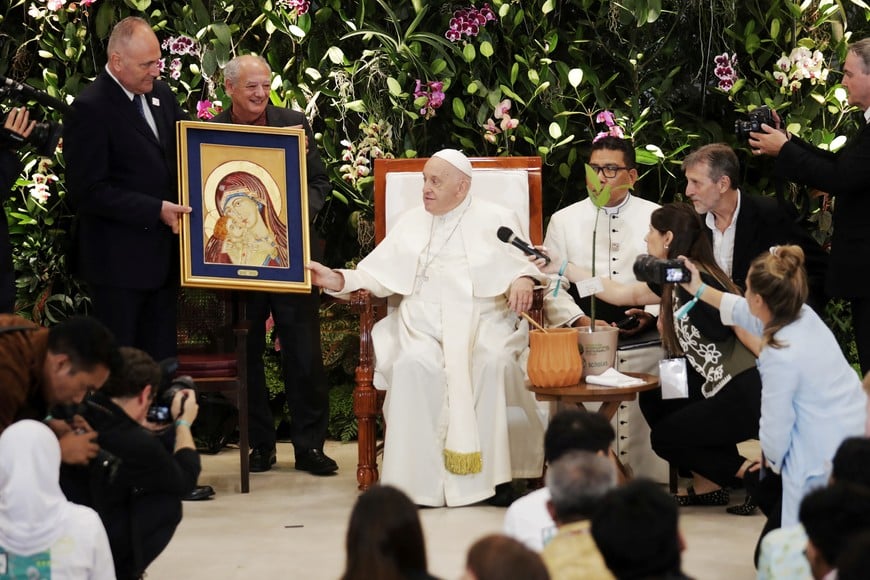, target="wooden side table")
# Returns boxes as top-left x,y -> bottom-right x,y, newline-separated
527,372 -> 660,419
528,372 -> 660,481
